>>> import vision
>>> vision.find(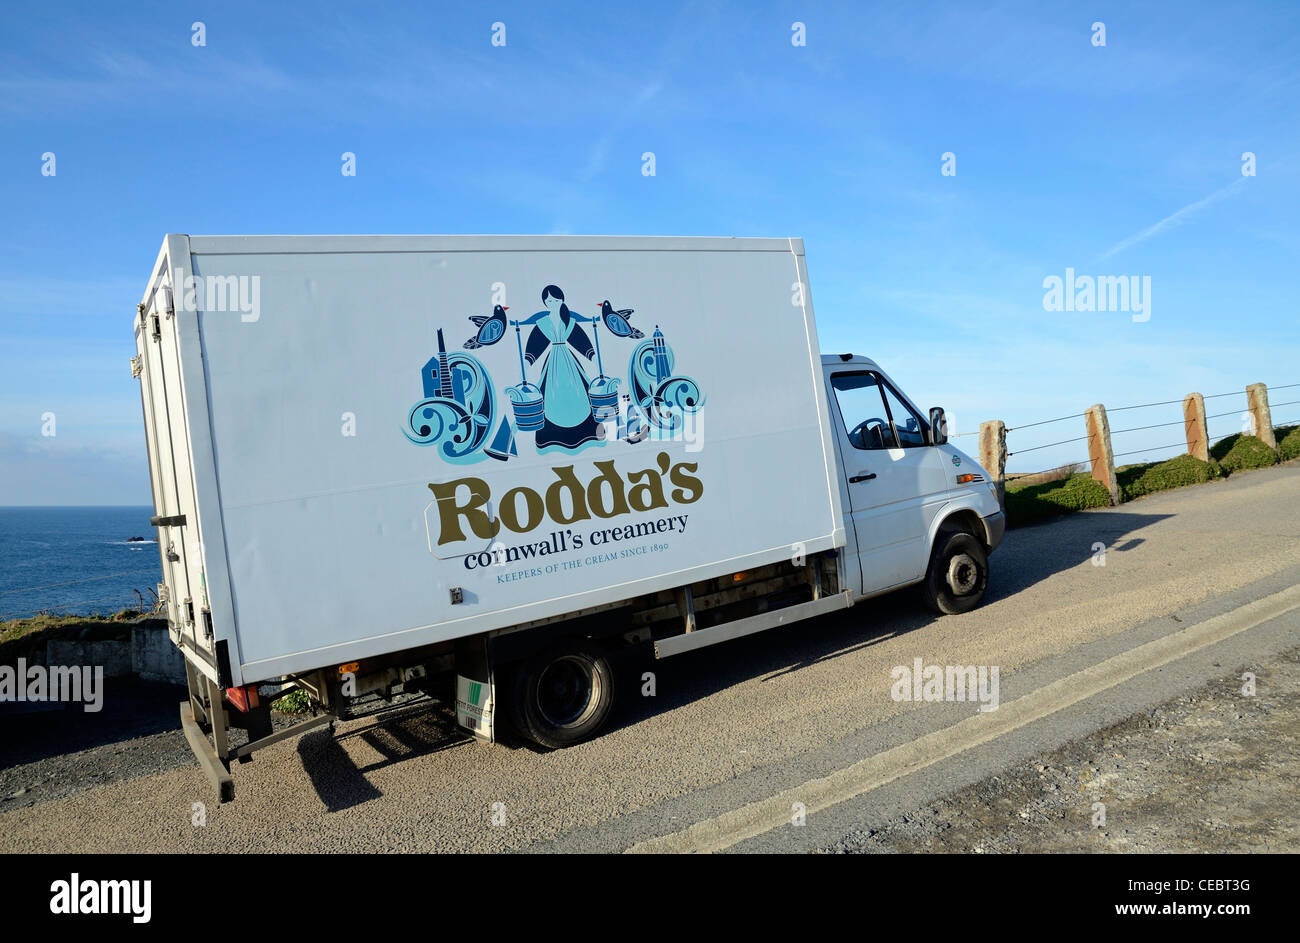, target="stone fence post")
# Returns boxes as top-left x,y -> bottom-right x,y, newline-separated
1085,404 -> 1119,506
1247,383 -> 1275,450
978,420 -> 1007,509
1183,393 -> 1209,462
